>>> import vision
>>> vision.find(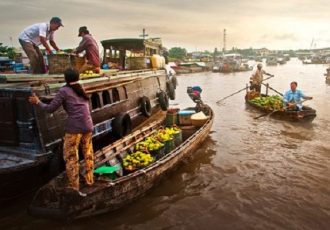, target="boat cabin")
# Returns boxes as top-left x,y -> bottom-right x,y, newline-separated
101,38 -> 163,70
